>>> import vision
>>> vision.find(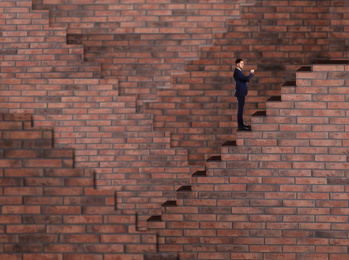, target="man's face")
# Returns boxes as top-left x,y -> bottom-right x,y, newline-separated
237,61 -> 244,69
